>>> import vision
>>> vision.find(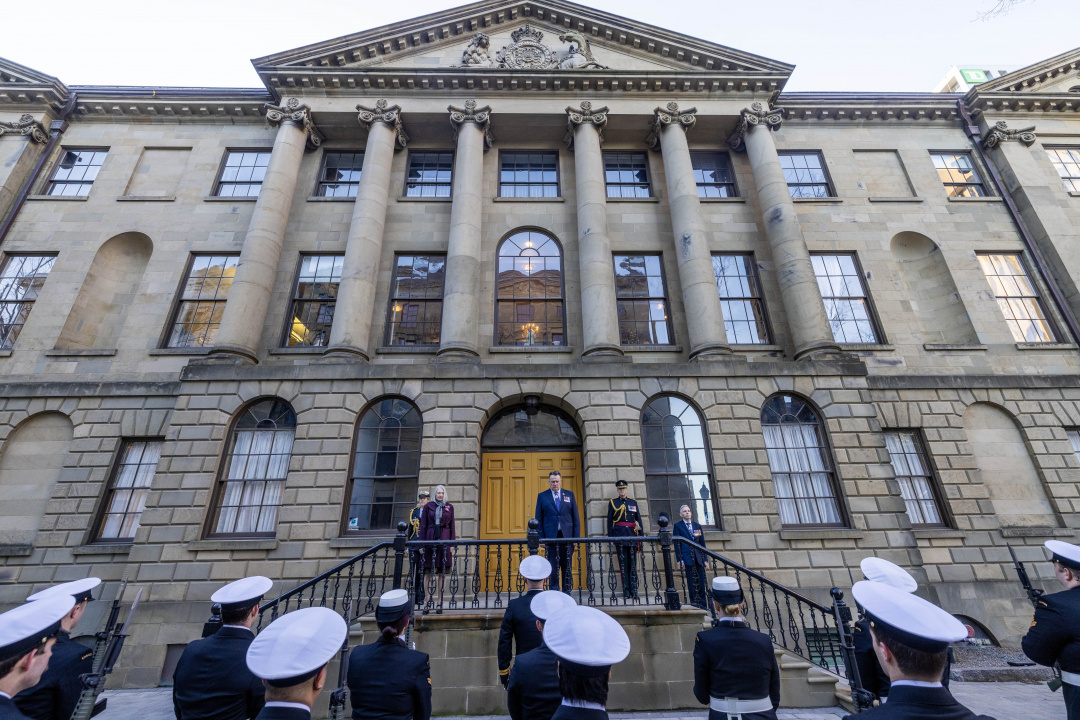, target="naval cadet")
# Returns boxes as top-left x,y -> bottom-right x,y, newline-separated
0,595 -> 75,720
605,481 -> 644,599
245,606 -> 347,720
852,557 -> 917,704
409,491 -> 430,605
347,589 -> 431,720
498,555 -> 551,688
842,581 -> 994,720
543,605 -> 630,720
172,576 -> 272,720
1022,539 -> 1080,720
14,578 -> 99,720
693,577 -> 779,720
507,590 -> 576,720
